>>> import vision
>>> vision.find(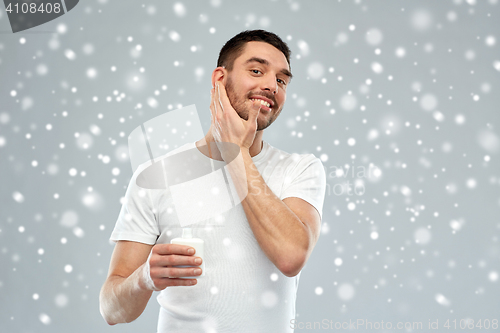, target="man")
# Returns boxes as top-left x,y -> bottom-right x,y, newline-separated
99,30 -> 326,332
